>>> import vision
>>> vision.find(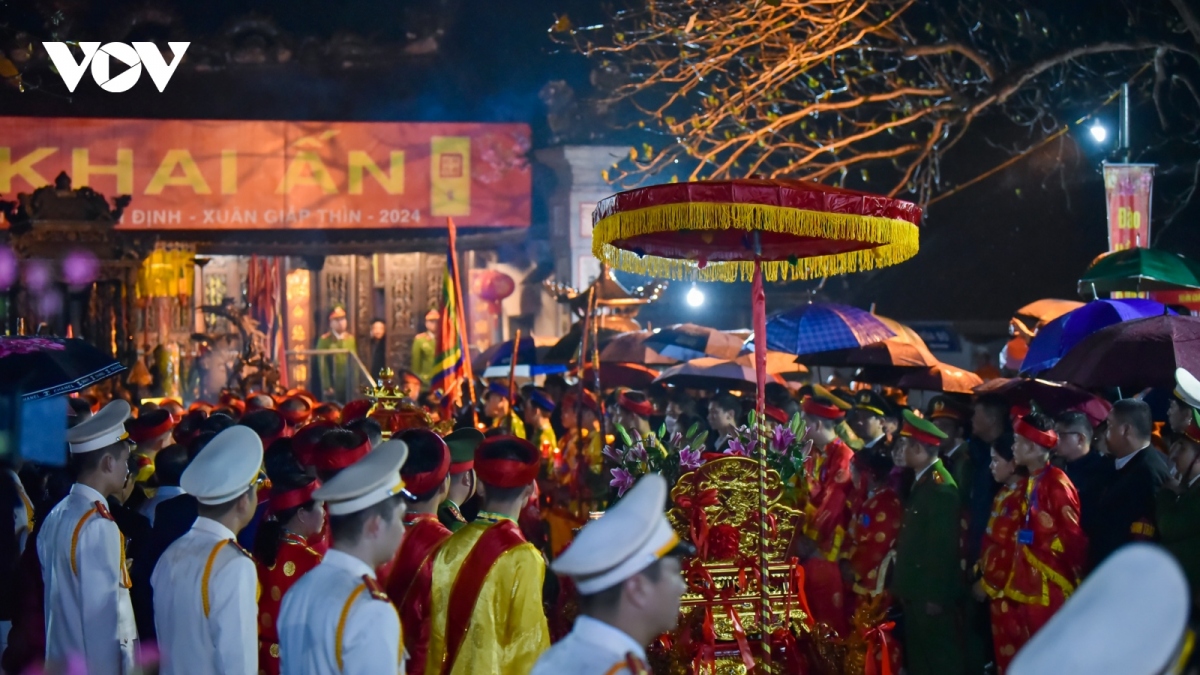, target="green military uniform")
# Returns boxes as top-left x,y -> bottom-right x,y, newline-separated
1156,478 -> 1200,595
316,331 -> 357,401
892,411 -> 965,675
411,331 -> 437,384
439,427 -> 484,532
